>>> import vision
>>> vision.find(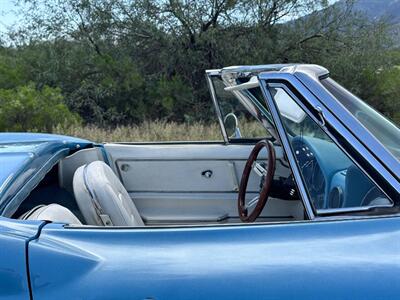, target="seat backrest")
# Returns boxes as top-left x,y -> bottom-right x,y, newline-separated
21,204 -> 82,225
73,161 -> 144,226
